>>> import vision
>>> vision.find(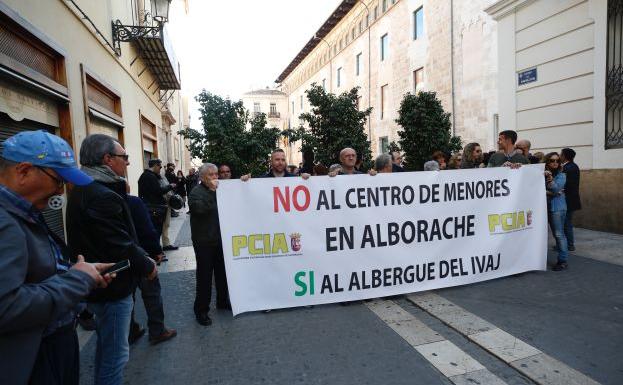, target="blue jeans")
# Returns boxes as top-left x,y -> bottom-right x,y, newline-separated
550,210 -> 568,264
88,295 -> 133,385
564,209 -> 575,248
